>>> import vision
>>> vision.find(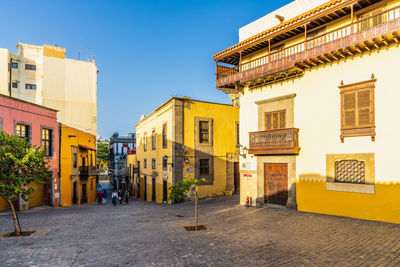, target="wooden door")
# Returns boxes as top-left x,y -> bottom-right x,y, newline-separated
234,162 -> 240,194
81,184 -> 87,204
264,163 -> 288,205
